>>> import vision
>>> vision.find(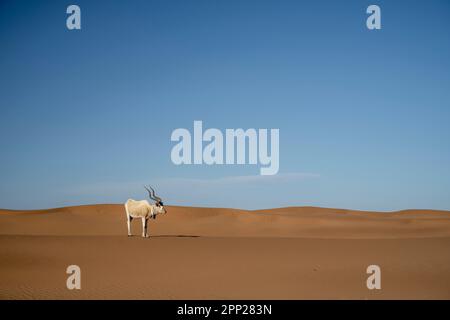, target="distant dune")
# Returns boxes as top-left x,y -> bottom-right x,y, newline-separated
1,205 -> 450,299
2,205 -> 450,239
